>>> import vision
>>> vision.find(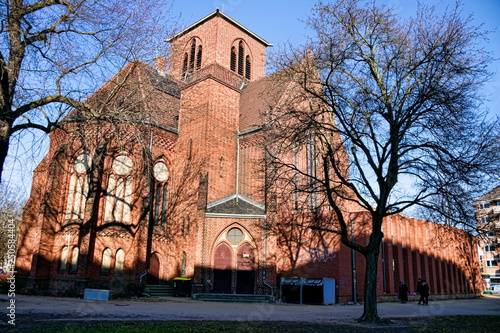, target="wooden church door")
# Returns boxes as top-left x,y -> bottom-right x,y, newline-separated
213,243 -> 232,293
236,243 -> 255,294
147,253 -> 160,284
